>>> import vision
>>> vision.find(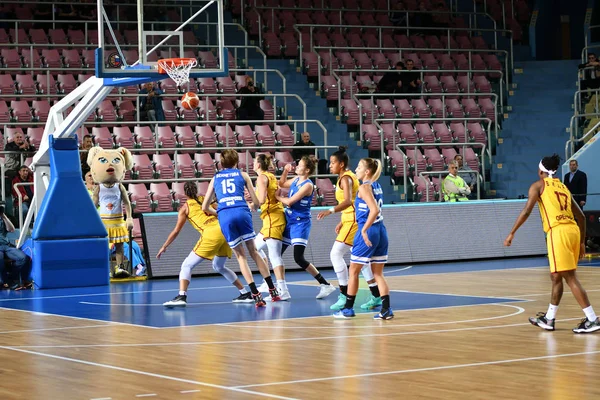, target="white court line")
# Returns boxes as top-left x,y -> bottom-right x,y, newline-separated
0,285 -> 234,303
515,287 -> 600,298
0,346 -> 297,400
0,306 -> 159,330
135,395 -> 157,398
383,266 -> 412,274
234,349 -> 600,389
0,324 -> 113,335
217,304 -> 525,329
13,305 -> 545,350
180,390 -> 201,394
80,301 -> 234,307
90,398 -> 112,400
